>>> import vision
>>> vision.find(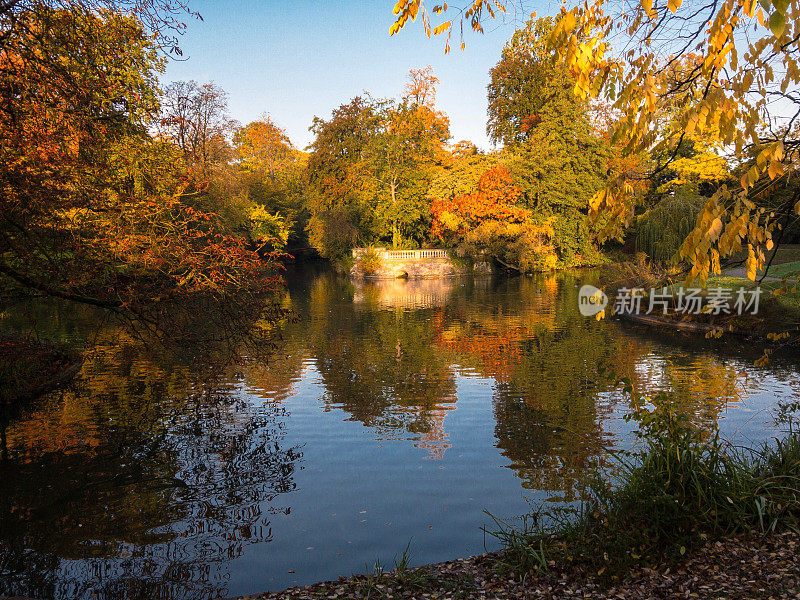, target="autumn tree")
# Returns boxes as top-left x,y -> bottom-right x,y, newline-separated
486,16 -> 578,147
431,165 -> 558,271
366,67 -> 450,248
391,0 -> 800,285
404,64 -> 440,108
305,96 -> 383,259
0,7 -> 286,338
635,58 -> 733,262
160,80 -> 234,175
546,0 -> 800,284
234,116 -> 307,253
485,16 -> 612,266
0,0 -> 199,57
428,145 -> 503,205
235,116 -> 295,186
